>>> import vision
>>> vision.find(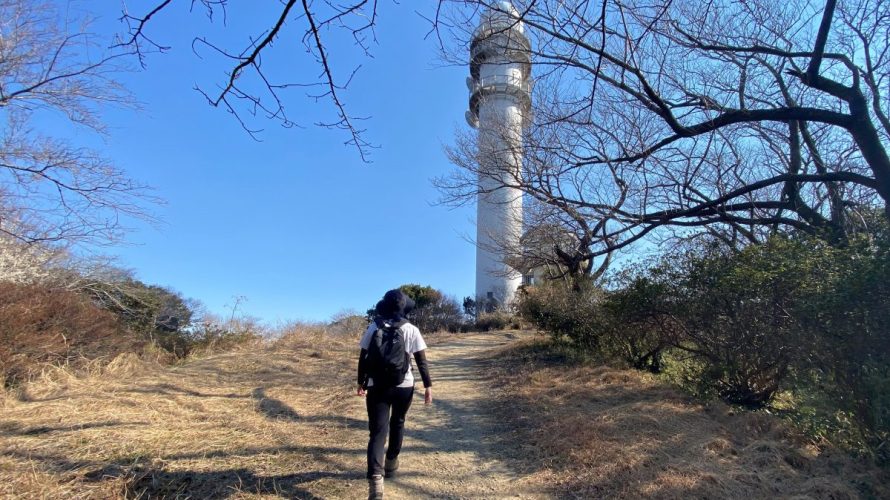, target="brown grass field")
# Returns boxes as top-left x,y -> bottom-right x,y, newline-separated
1,331 -> 887,499
0,333 -> 367,499
483,339 -> 890,499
